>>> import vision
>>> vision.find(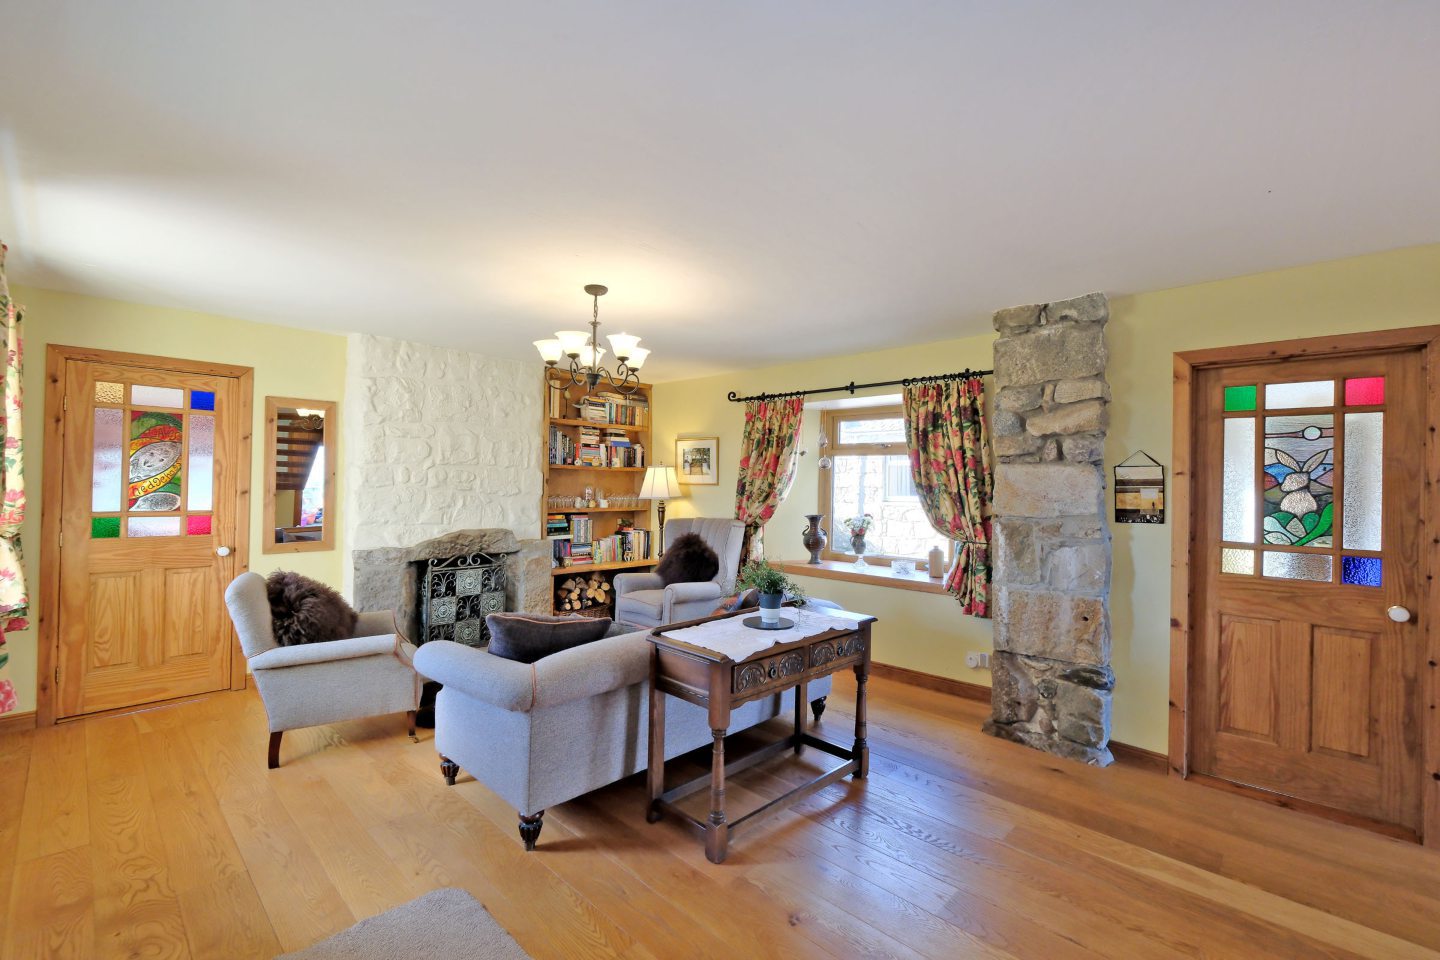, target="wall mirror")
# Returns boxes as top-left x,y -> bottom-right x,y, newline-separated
263,396 -> 336,553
